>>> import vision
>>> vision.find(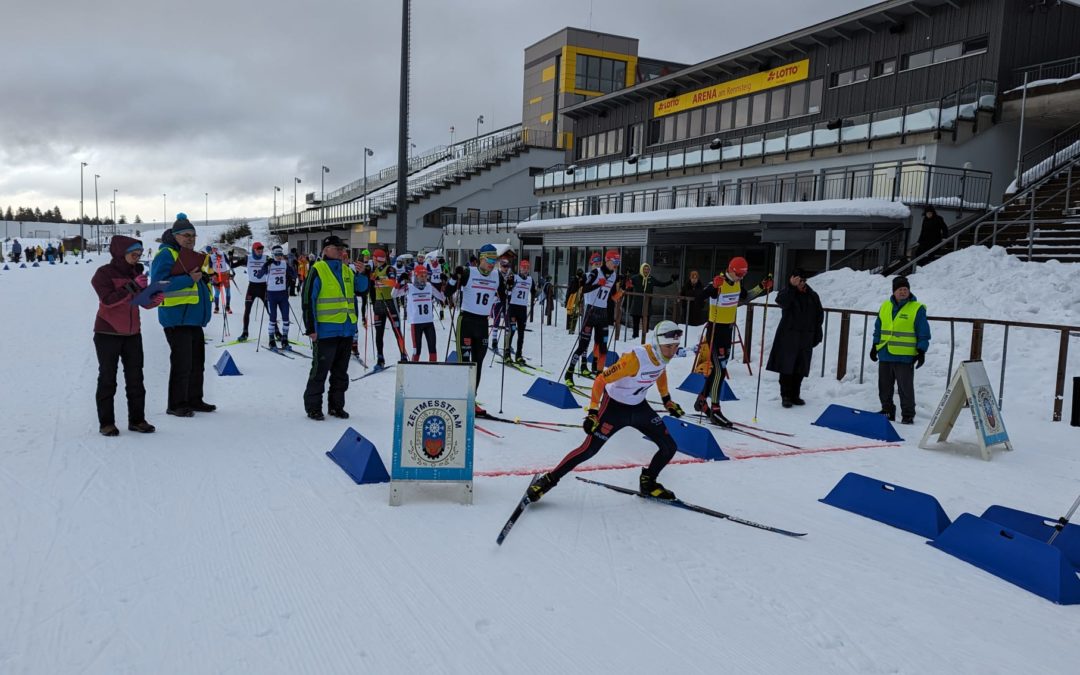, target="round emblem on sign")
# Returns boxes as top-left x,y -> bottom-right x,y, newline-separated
977,387 -> 997,430
407,404 -> 461,467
